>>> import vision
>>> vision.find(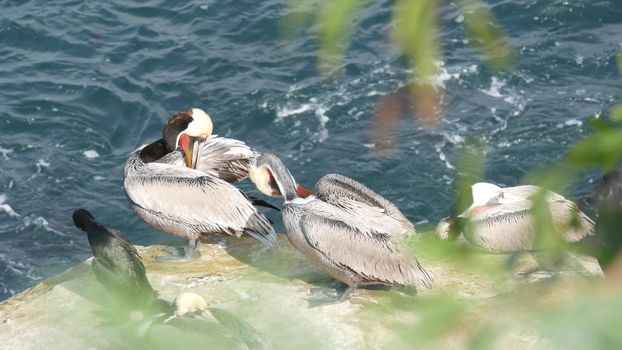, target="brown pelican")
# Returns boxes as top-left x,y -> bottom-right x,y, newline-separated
436,182 -> 595,252
72,209 -> 171,314
139,108 -> 258,181
249,153 -> 432,302
123,108 -> 276,261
